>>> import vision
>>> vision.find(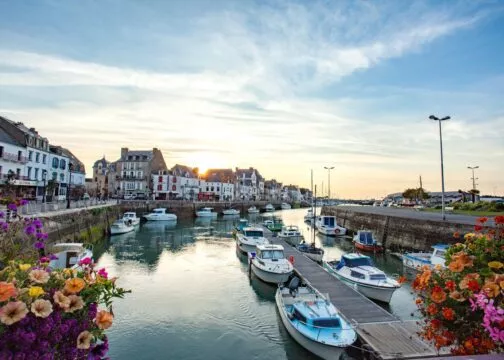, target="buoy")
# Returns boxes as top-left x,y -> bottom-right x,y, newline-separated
289,255 -> 295,265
